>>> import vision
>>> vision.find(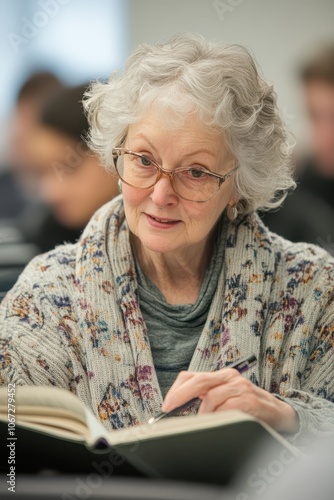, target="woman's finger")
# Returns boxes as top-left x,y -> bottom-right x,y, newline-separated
161,371 -> 197,411
166,370 -> 196,393
162,368 -> 240,412
198,378 -> 249,413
